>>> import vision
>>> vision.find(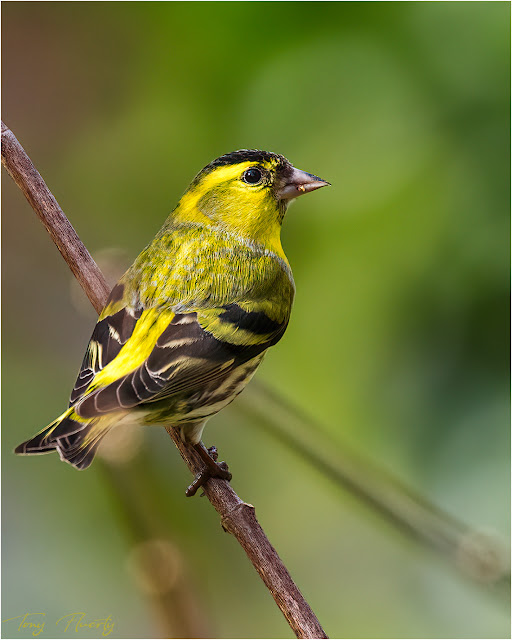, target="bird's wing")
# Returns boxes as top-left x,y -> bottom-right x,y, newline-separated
72,301 -> 288,419
69,283 -> 141,405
